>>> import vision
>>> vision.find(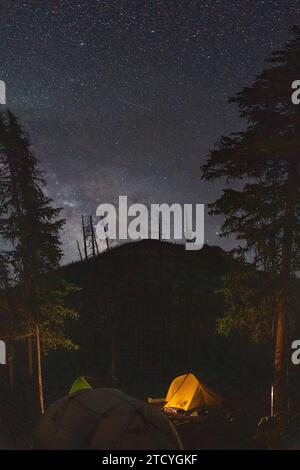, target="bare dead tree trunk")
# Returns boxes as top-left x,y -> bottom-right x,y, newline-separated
274,297 -> 289,426
76,240 -> 83,261
90,216 -> 96,258
273,160 -> 297,428
28,335 -> 33,375
36,325 -> 45,414
81,215 -> 88,260
7,342 -> 14,388
94,230 -> 100,255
